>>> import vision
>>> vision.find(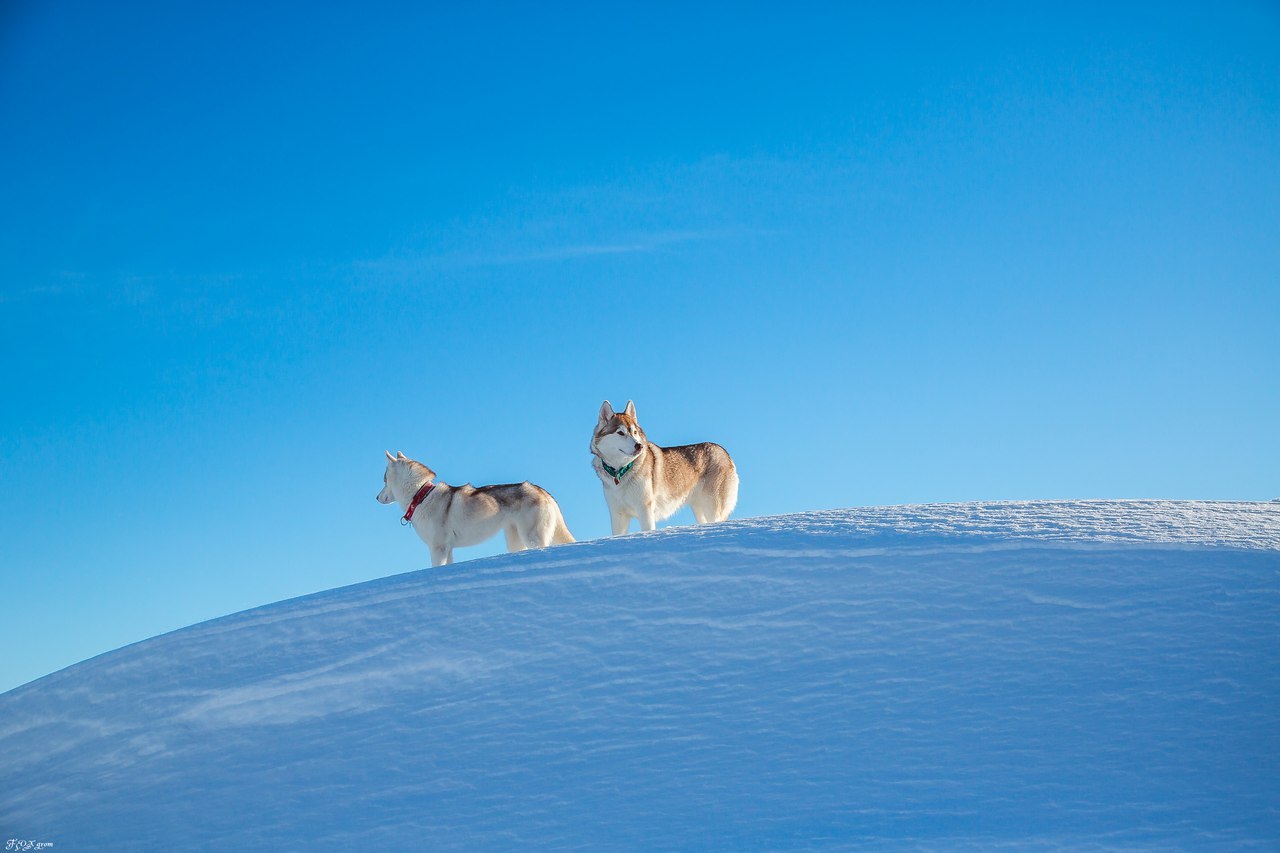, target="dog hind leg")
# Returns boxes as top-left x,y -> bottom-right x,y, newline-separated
689,487 -> 715,524
518,515 -> 554,549
504,525 -> 527,552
